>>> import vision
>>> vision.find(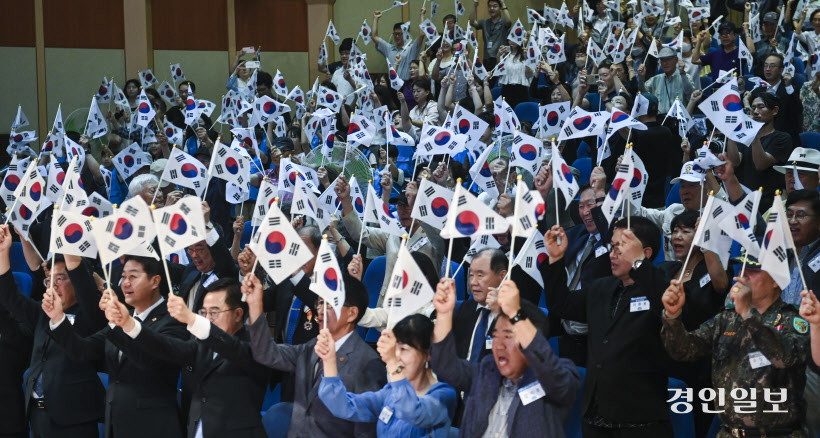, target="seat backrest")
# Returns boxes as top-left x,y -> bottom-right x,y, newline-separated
262,402 -> 293,438
363,256 -> 387,308
564,366 -> 586,438
9,242 -> 31,276
490,86 -> 502,101
514,102 -> 540,124
666,182 -> 681,207
571,157 -> 593,186
800,132 -> 820,151
13,272 -> 32,298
